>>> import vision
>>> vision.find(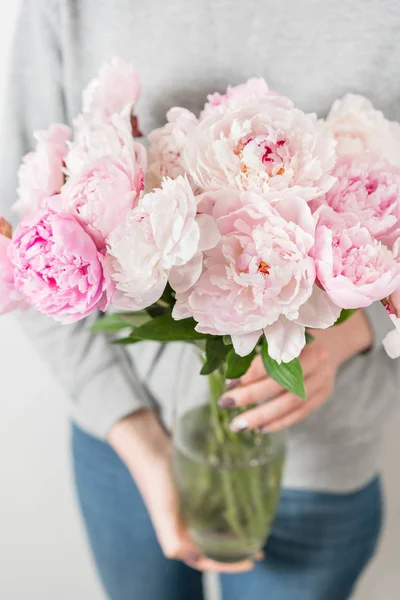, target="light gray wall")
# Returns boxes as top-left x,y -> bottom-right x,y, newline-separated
0,4 -> 399,599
